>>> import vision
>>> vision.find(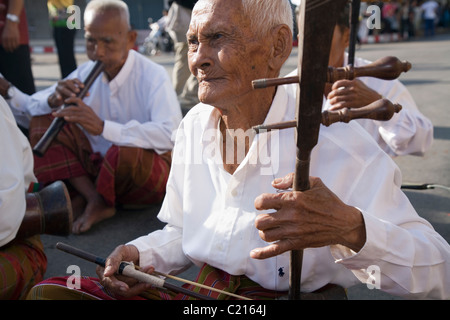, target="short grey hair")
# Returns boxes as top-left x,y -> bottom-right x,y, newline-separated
85,0 -> 131,28
194,0 -> 294,38
242,0 -> 294,38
